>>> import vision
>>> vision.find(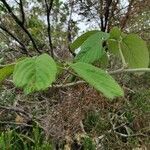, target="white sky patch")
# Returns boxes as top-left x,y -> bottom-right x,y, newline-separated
121,0 -> 129,6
